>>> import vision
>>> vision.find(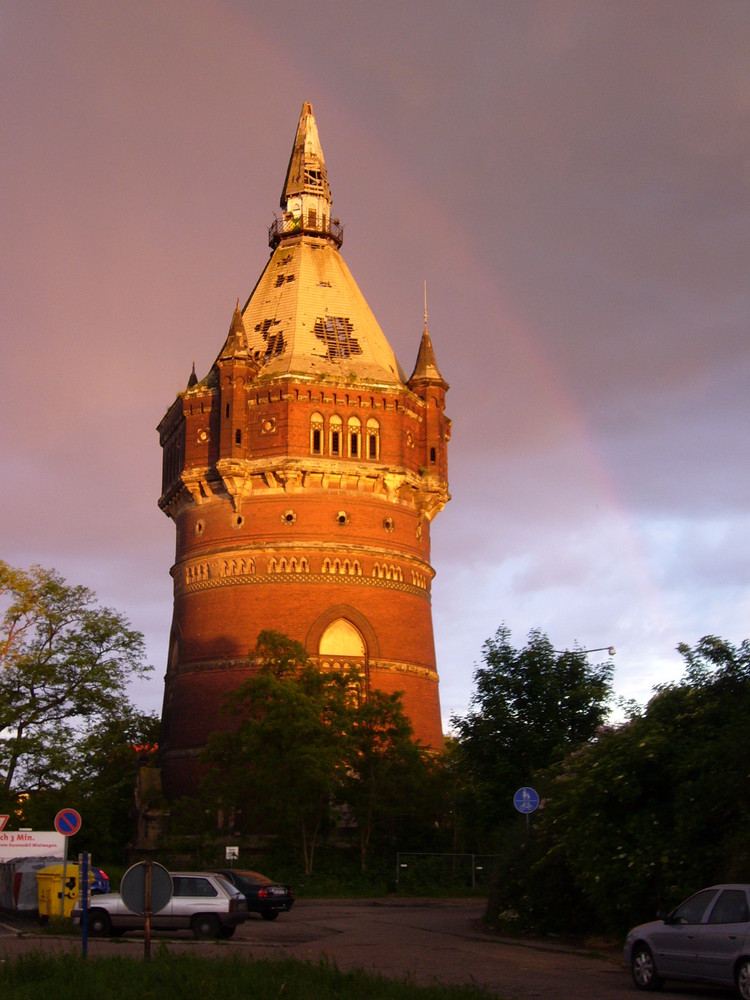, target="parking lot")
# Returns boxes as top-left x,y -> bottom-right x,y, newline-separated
0,898 -> 716,999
